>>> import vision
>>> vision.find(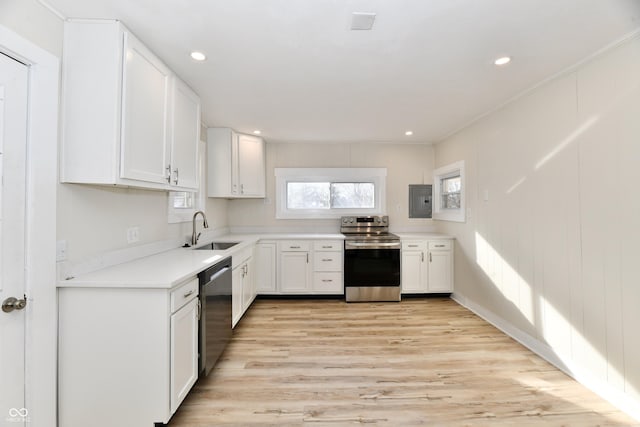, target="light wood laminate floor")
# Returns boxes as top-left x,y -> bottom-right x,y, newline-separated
168,298 -> 637,426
